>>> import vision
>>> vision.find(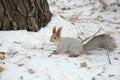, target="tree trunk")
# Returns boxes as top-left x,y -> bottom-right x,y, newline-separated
0,0 -> 52,32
